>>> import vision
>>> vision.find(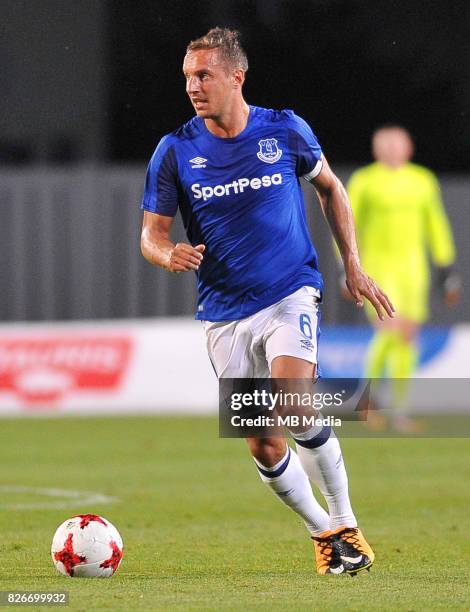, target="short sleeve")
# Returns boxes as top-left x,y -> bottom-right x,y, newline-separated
287,113 -> 323,179
141,136 -> 178,216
